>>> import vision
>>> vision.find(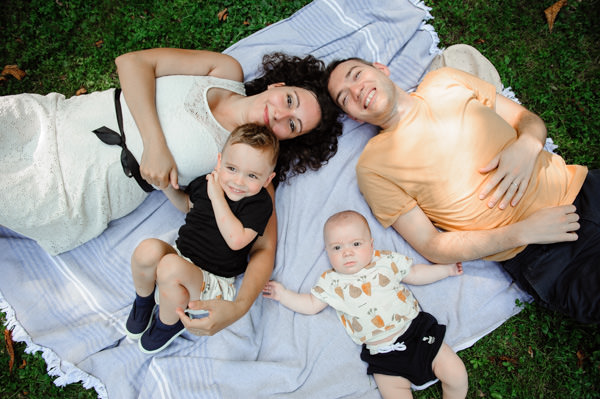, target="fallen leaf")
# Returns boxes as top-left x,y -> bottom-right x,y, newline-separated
474,38 -> 486,45
76,87 -> 87,96
527,346 -> 534,358
95,39 -> 104,48
545,0 -> 567,32
218,8 -> 228,22
4,329 -> 15,373
243,20 -> 249,26
576,349 -> 586,368
2,65 -> 26,80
